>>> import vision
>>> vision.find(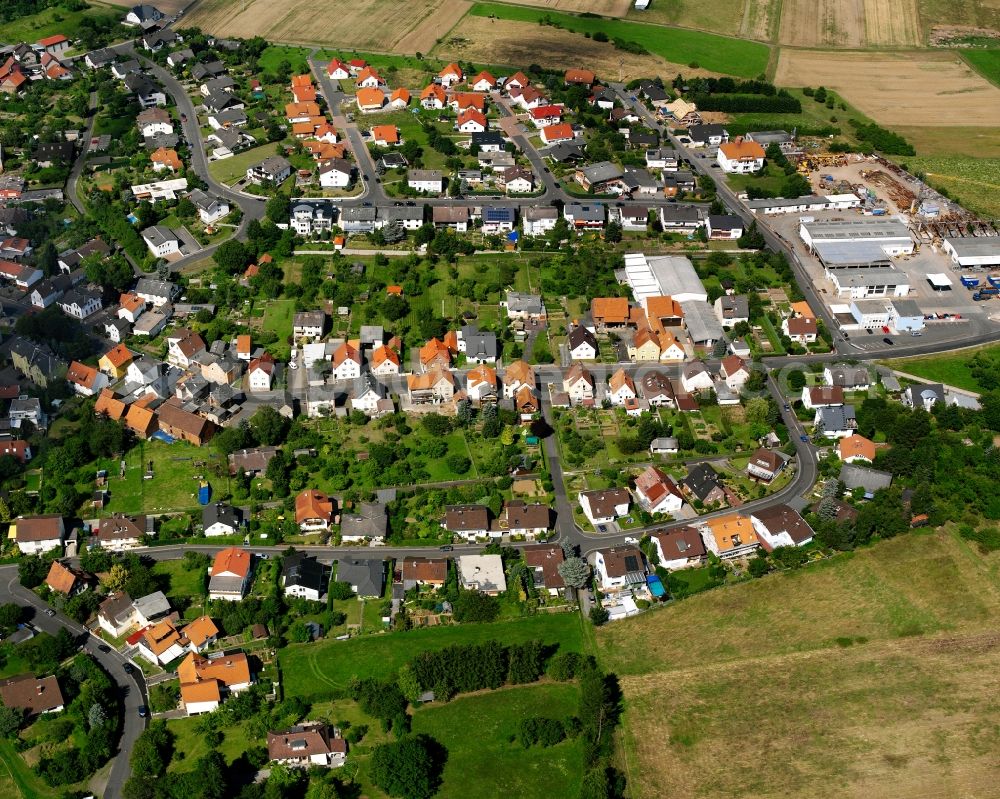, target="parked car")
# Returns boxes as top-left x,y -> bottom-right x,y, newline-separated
44,609 -> 55,617
882,337 -> 894,345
